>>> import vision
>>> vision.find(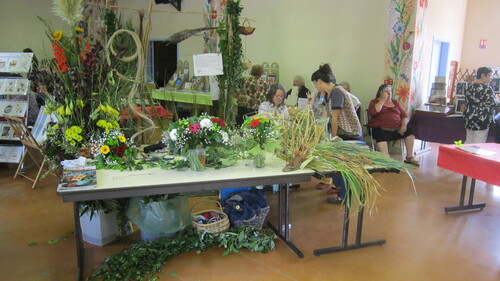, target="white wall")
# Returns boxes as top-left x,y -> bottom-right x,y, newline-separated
416,0 -> 468,105
461,0 -> 500,70
117,0 -> 389,109
0,0 -> 389,110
